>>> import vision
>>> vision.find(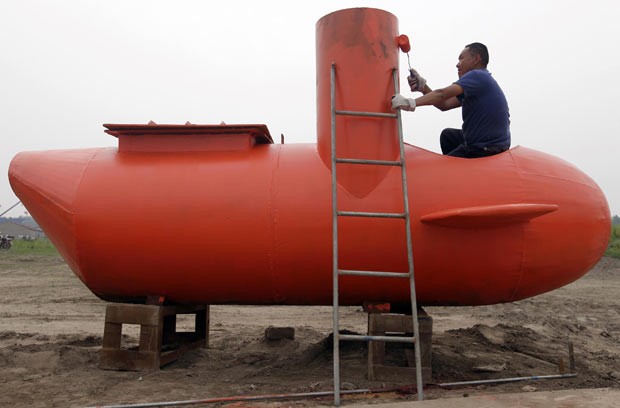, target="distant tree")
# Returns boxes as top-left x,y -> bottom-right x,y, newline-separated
0,216 -> 35,224
613,215 -> 620,225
